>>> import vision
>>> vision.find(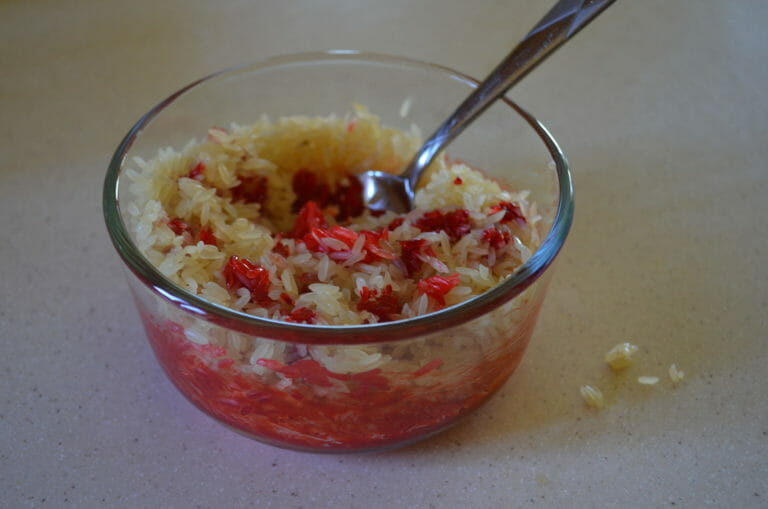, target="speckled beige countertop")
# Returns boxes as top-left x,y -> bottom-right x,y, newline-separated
2,1 -> 766,507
